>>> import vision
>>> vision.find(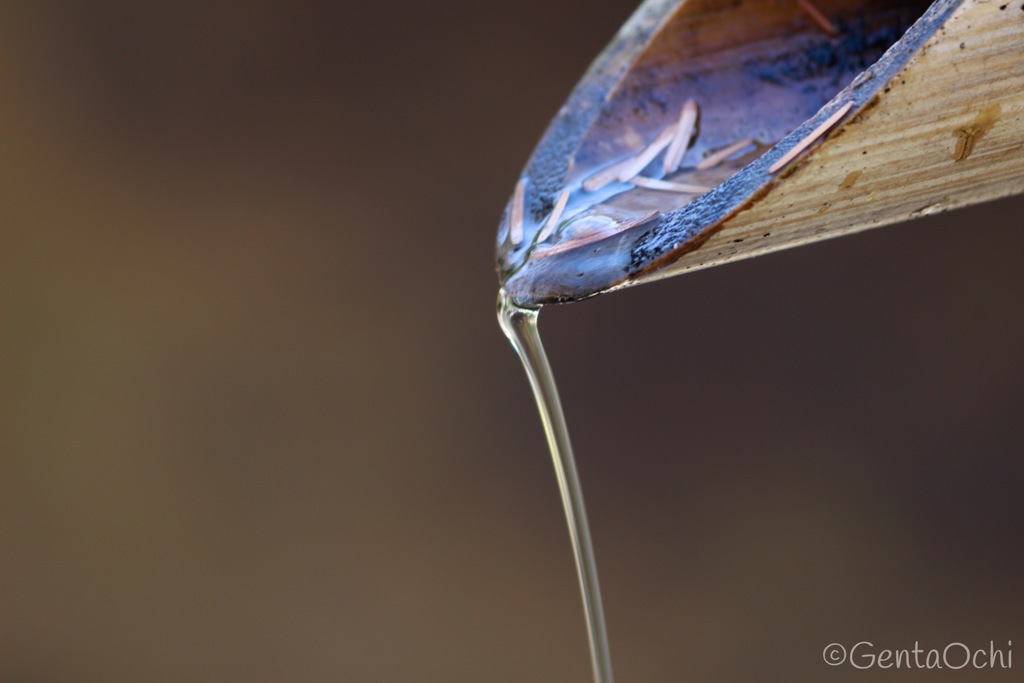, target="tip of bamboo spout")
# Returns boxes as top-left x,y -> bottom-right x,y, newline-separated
496,0 -> 1023,307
